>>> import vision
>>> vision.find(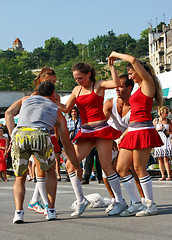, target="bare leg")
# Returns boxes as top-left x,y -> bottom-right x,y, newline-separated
46,163 -> 57,208
130,164 -> 144,198
158,157 -> 166,180
28,161 -> 33,179
13,172 -> 27,210
55,152 -> 61,179
96,139 -> 123,203
66,140 -> 95,201
103,177 -> 115,198
164,157 -> 171,179
32,161 -> 36,179
2,171 -> 8,181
